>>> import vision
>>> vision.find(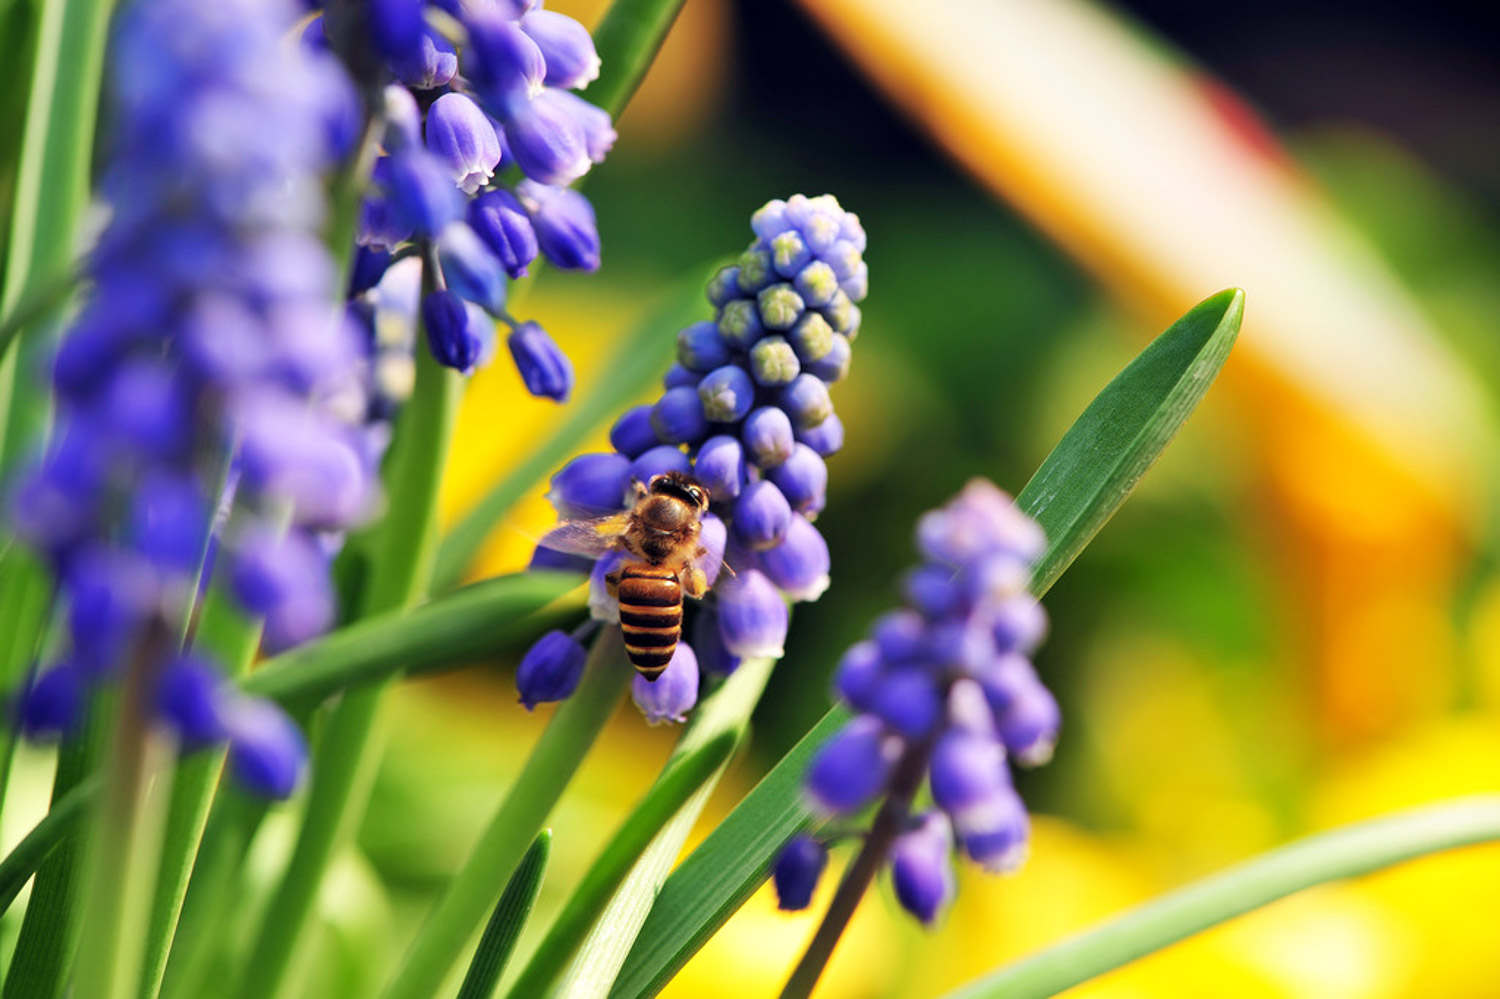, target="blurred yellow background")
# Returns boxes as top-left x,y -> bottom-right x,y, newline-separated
399,0 -> 1500,996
